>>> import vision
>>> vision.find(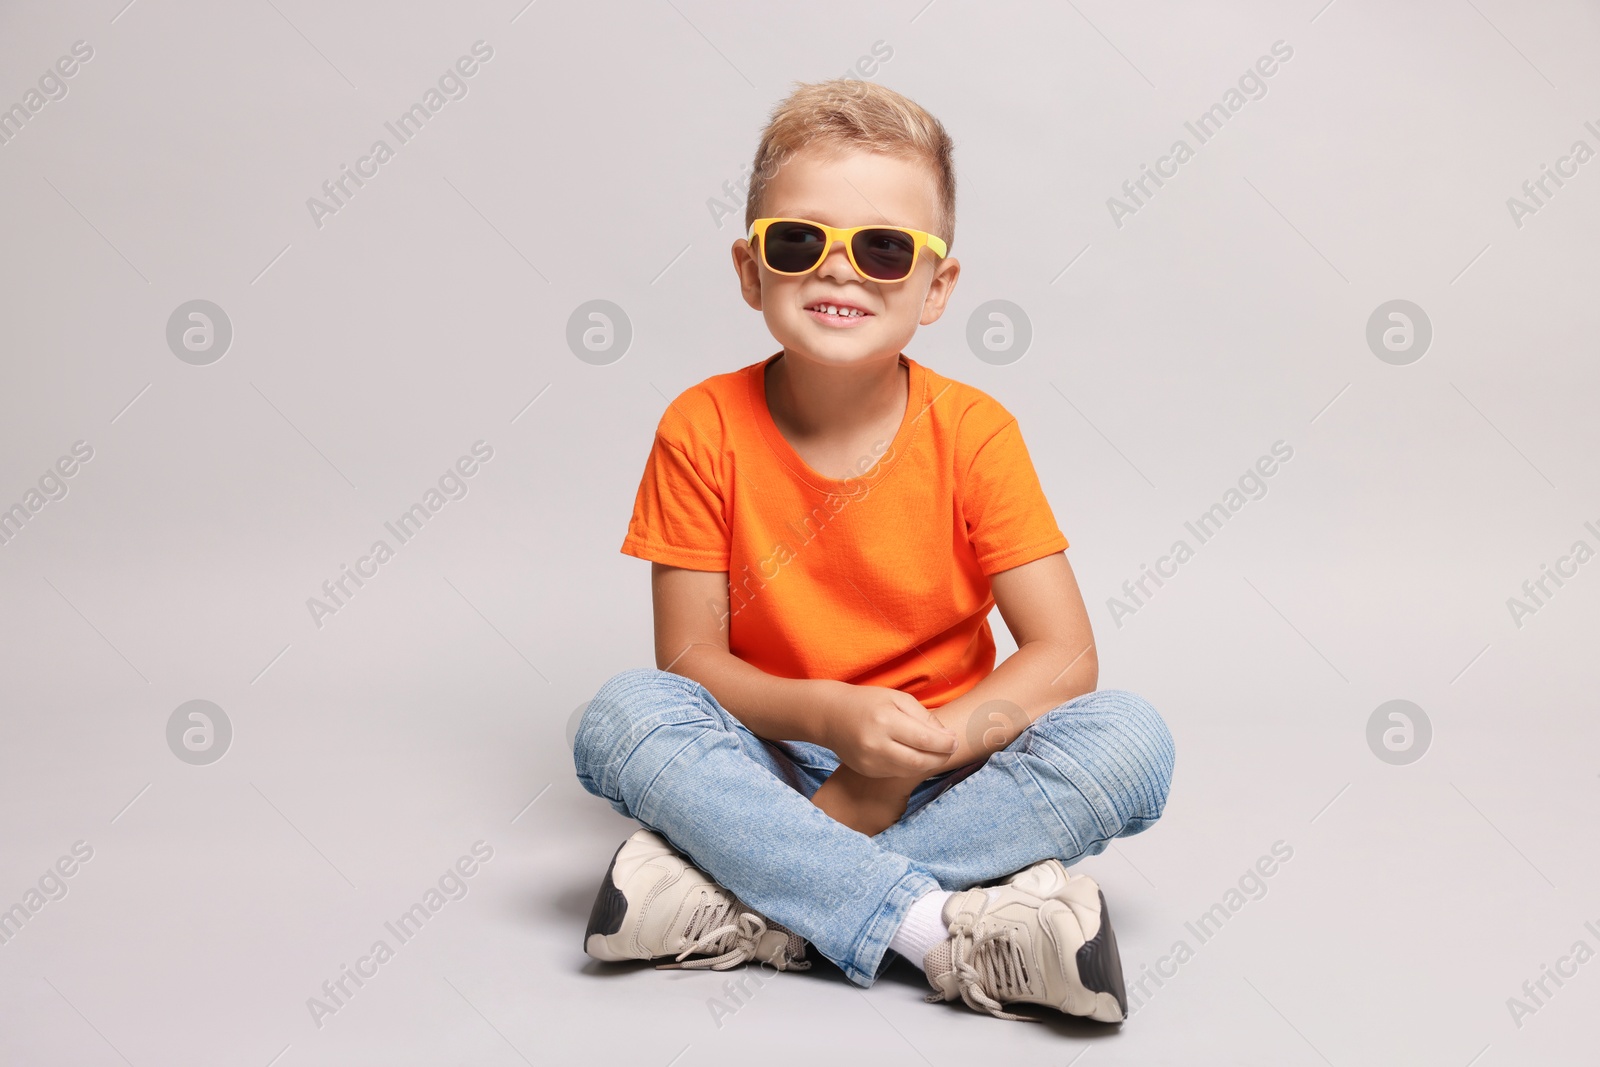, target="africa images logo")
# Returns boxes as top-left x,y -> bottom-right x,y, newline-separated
305,41 -> 494,230
1106,39 -> 1294,228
